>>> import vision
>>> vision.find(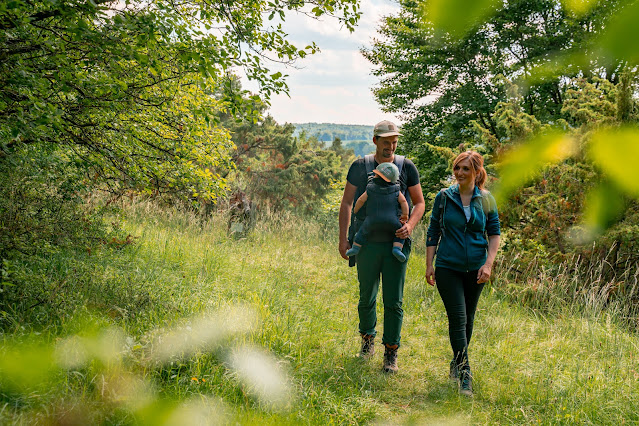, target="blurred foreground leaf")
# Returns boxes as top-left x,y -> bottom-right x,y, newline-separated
571,179 -> 626,242
420,0 -> 501,38
590,128 -> 639,197
595,0 -> 639,65
493,131 -> 577,204
0,340 -> 56,393
561,0 -> 600,15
